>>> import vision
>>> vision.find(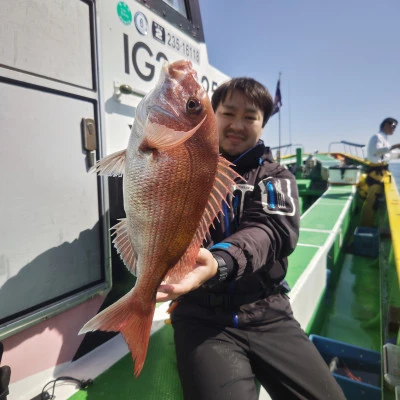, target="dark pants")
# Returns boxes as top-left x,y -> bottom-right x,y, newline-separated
172,294 -> 345,400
